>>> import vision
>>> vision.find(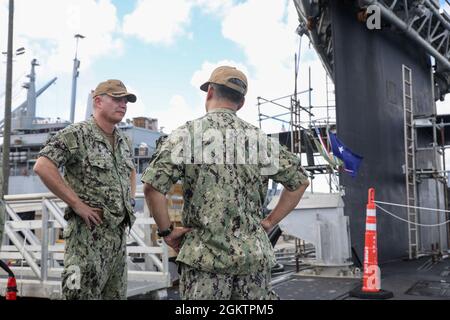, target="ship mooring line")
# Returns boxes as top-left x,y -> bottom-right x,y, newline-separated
375,204 -> 450,227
